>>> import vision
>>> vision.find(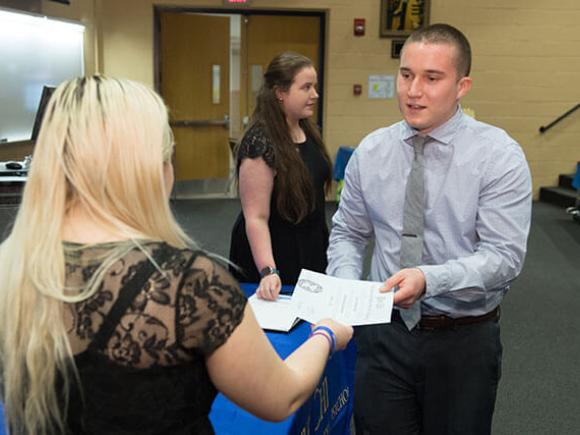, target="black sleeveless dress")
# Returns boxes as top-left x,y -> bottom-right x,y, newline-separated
62,241 -> 246,434
229,125 -> 330,285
